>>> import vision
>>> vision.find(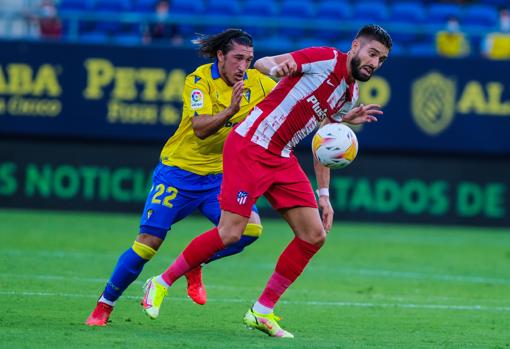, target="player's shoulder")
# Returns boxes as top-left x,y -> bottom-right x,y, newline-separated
245,68 -> 277,90
315,46 -> 346,57
186,63 -> 214,84
245,68 -> 268,81
299,45 -> 340,53
292,46 -> 345,62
